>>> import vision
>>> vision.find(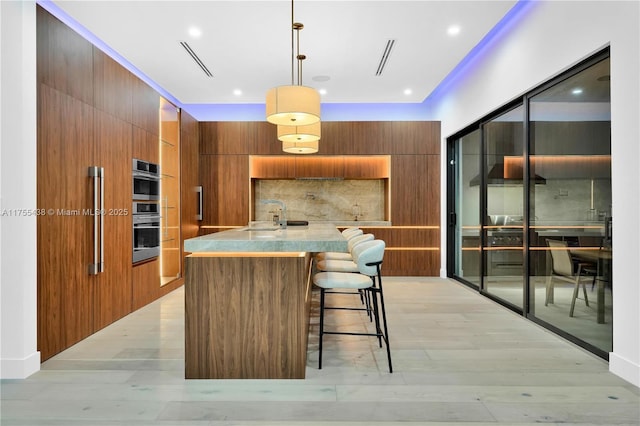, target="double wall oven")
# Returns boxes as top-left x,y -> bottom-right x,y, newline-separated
132,159 -> 161,263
